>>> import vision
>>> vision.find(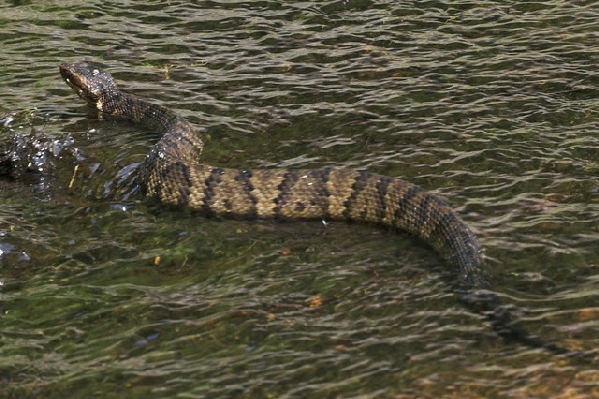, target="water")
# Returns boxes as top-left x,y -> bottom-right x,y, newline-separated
2,1 -> 599,398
